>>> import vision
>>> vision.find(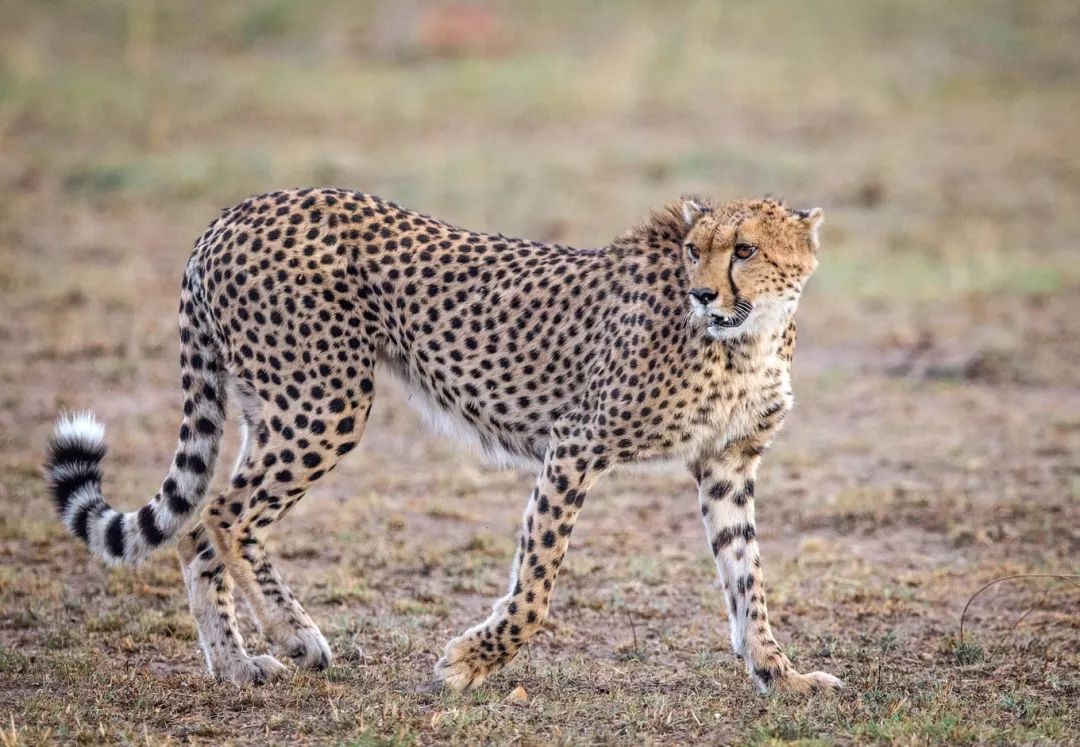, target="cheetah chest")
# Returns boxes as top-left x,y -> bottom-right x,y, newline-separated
672,361 -> 793,460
